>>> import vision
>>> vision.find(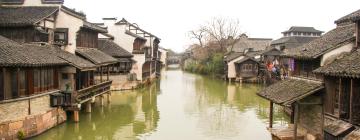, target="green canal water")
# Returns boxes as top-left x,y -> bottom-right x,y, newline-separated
32,68 -> 289,140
